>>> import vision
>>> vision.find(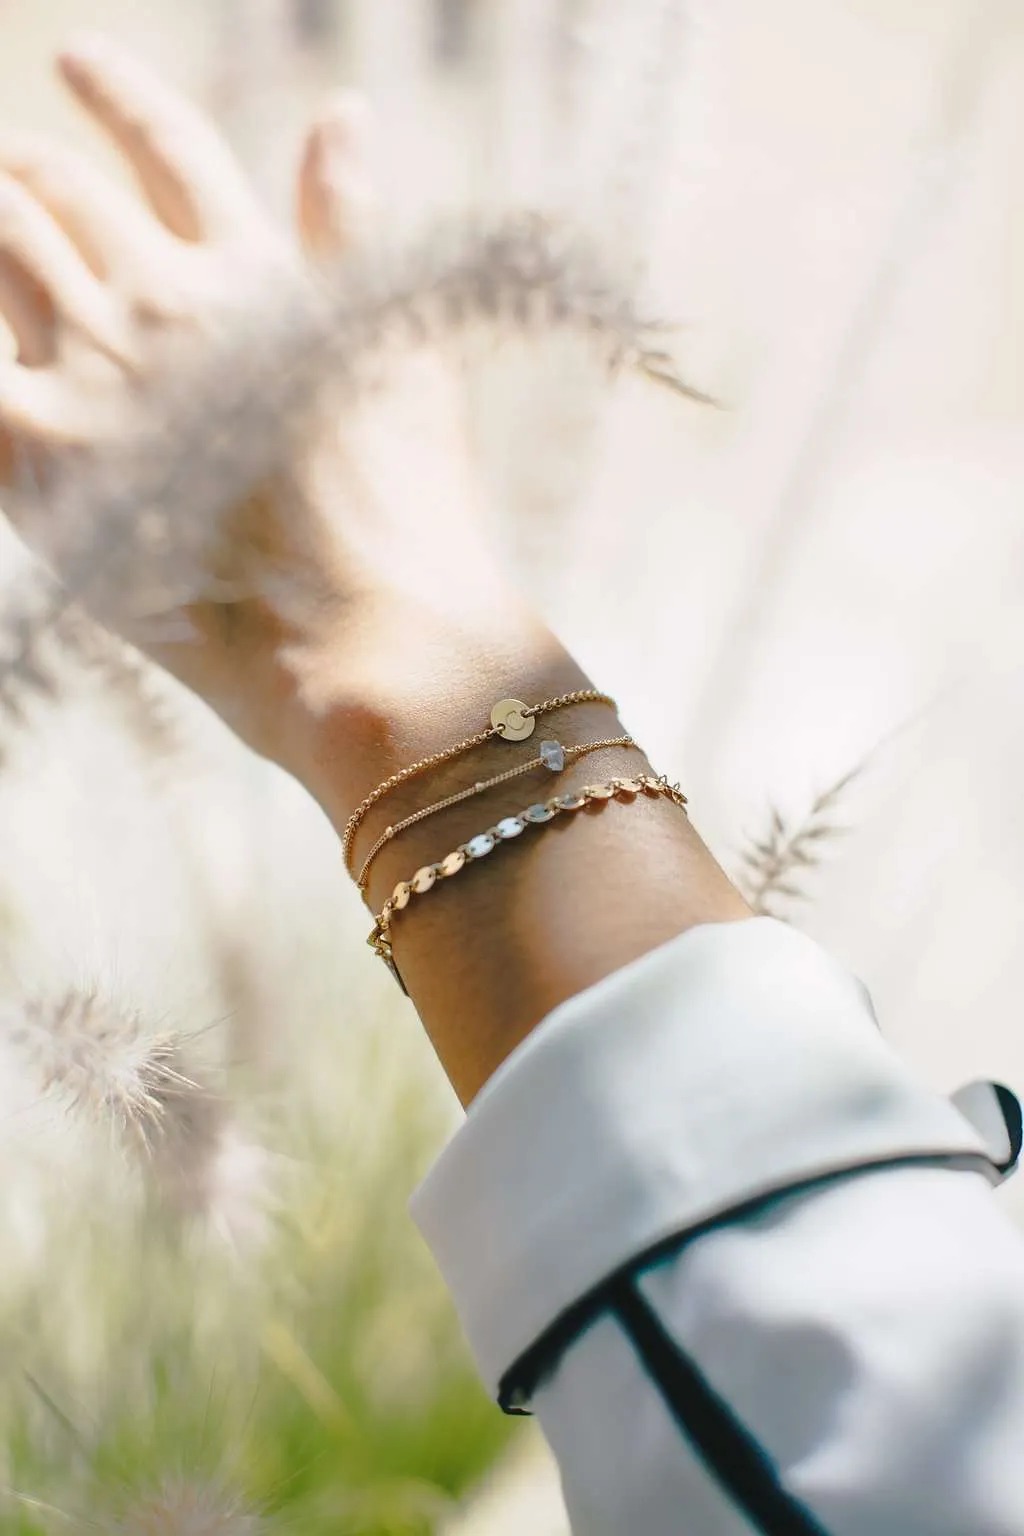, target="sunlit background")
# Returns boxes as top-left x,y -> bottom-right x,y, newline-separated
1,2 -> 1023,1530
